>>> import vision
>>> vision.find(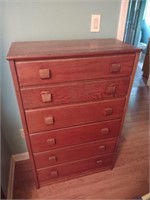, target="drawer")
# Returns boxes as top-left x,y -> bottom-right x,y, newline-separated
30,119 -> 121,153
21,78 -> 130,109
34,138 -> 117,169
16,54 -> 135,86
37,154 -> 113,185
26,98 -> 125,133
